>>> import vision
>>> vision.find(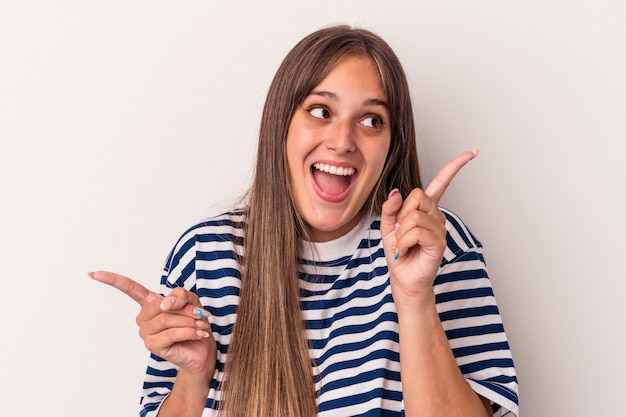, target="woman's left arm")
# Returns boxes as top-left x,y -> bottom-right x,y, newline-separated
393,283 -> 492,417
381,151 -> 491,417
